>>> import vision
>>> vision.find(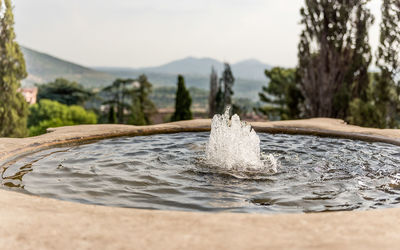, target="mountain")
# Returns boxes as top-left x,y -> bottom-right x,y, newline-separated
20,47 -> 270,99
141,57 -> 225,76
232,59 -> 270,81
119,56 -> 271,81
21,46 -> 114,88
94,57 -> 271,99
